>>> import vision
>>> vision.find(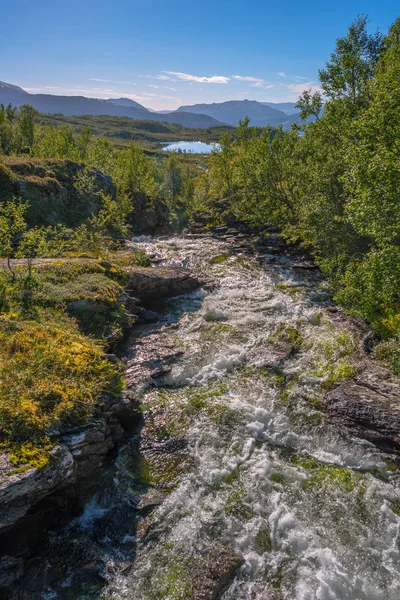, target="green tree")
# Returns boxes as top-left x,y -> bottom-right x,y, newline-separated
18,104 -> 38,151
